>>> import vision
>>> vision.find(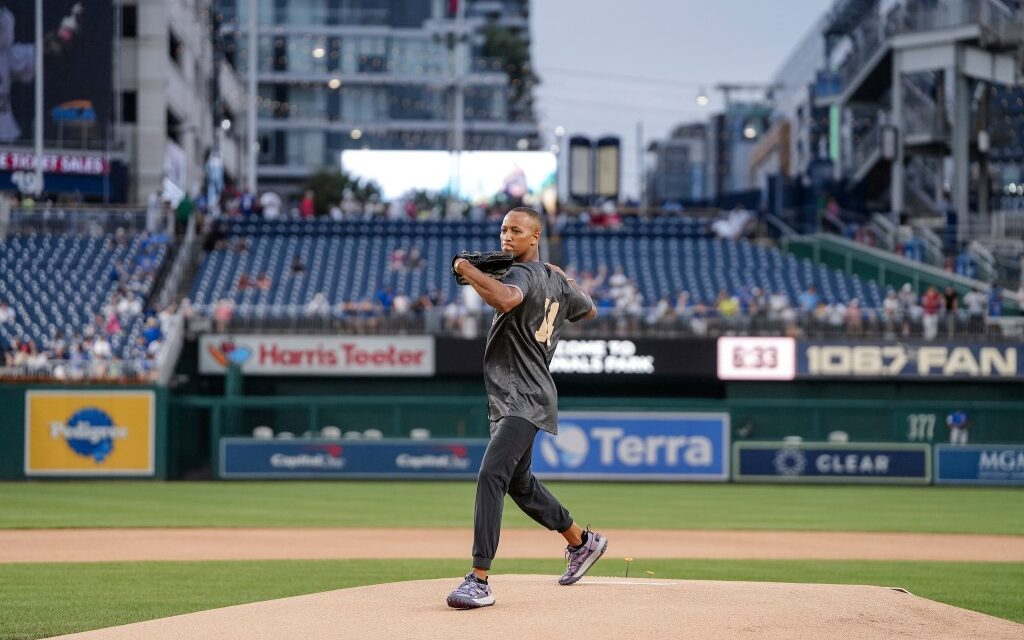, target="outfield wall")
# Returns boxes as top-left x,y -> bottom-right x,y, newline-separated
2,331 -> 1022,480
